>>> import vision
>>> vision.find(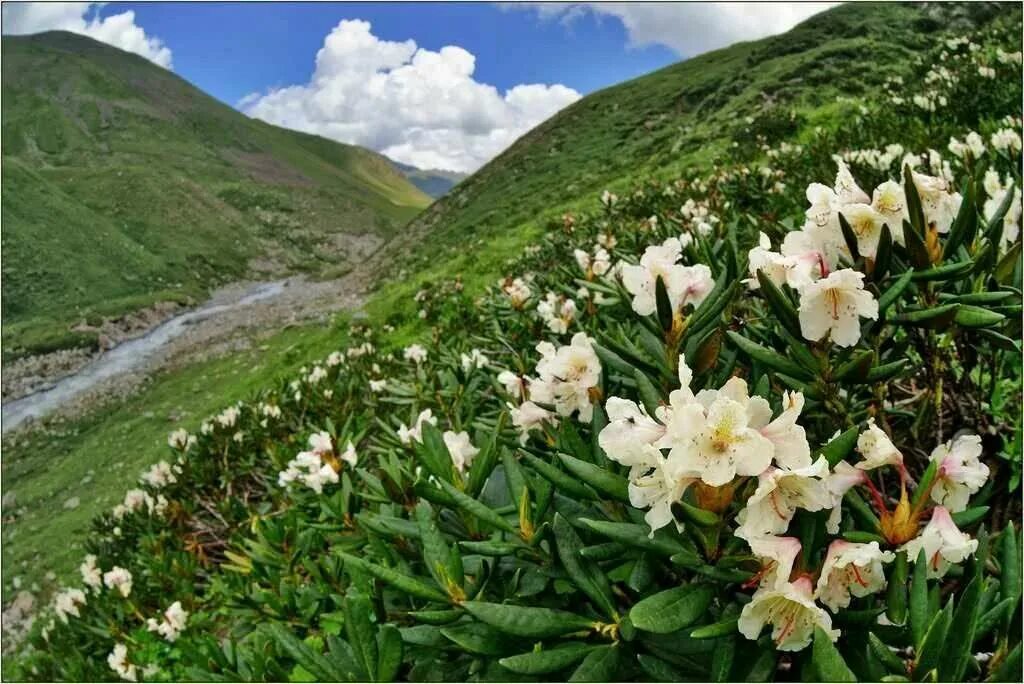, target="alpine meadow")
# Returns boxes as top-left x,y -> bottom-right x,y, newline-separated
1,2 -> 1023,683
